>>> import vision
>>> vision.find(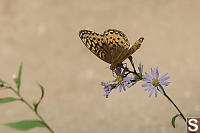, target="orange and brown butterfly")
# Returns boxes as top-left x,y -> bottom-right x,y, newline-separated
79,29 -> 144,70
